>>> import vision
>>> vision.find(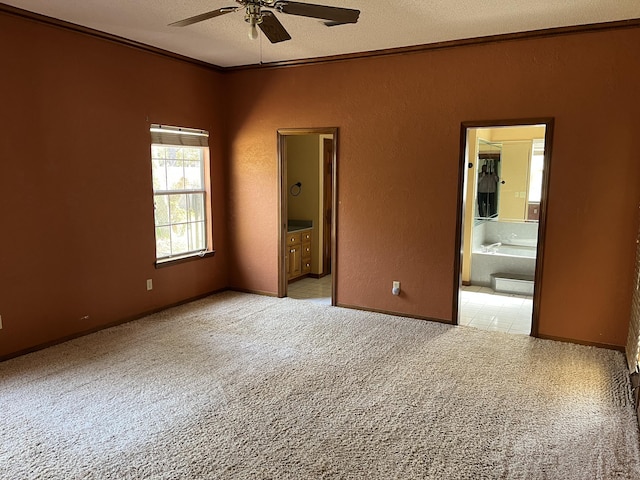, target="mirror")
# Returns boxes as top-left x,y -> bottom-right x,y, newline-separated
471,129 -> 546,225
